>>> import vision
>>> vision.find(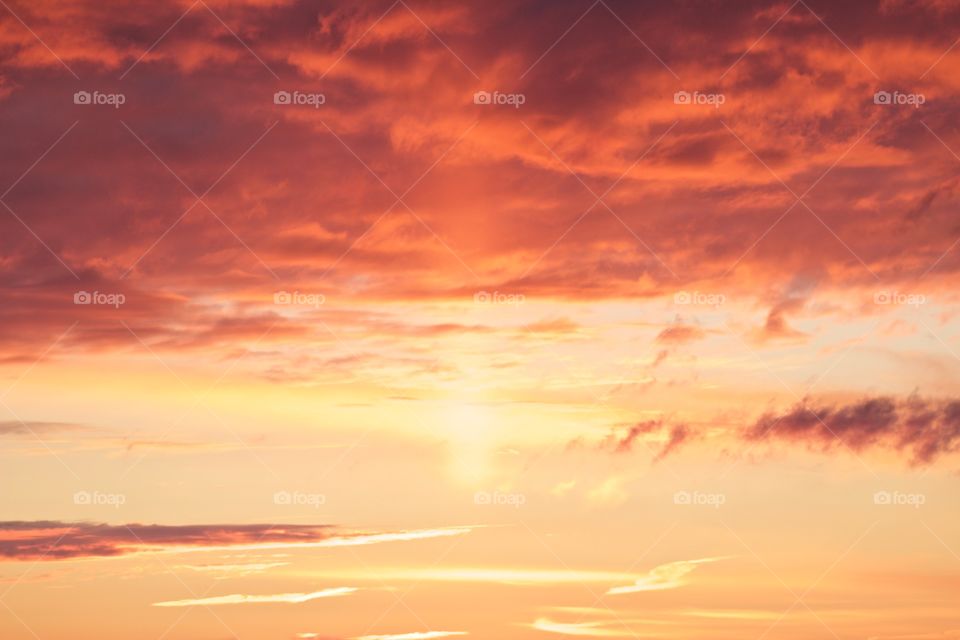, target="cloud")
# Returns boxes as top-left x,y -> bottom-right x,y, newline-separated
153,587 -> 357,607
529,618 -> 639,637
868,633 -> 960,640
0,522 -> 472,561
587,476 -> 630,507
353,633 -> 467,640
0,421 -> 87,436
585,394 -> 960,467
550,479 -> 576,497
606,557 -> 731,595
745,395 -> 960,464
305,566 -> 639,586
880,0 -> 960,15
175,561 -> 290,577
308,527 -> 471,549
655,324 -> 705,345
3,0 -> 960,374
0,521 -> 330,560
651,321 -> 705,370
598,420 -> 694,461
681,609 -> 781,621
750,296 -> 809,344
